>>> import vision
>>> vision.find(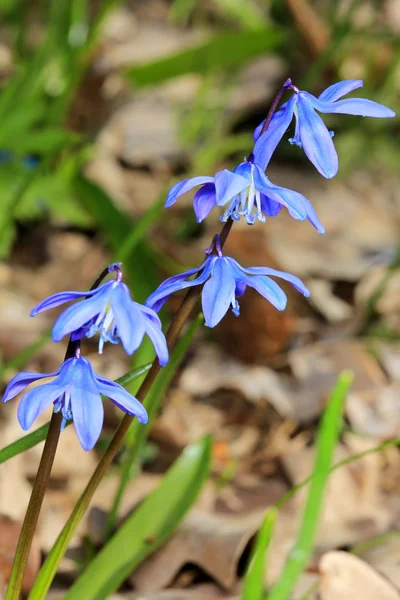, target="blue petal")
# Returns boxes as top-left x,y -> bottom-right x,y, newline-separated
202,258 -> 236,328
259,194 -> 282,217
231,260 -> 310,297
306,93 -> 395,118
214,169 -> 249,207
145,257 -> 217,312
2,367 -> 61,402
111,284 -> 145,355
138,304 -> 163,327
318,80 -> 363,102
296,94 -> 338,179
232,161 -> 252,179
69,358 -> 104,451
165,176 -> 215,208
193,183 -> 217,223
52,281 -> 115,342
31,288 -> 100,316
253,95 -> 296,170
299,195 -> 325,234
95,376 -> 148,423
143,316 -> 169,366
242,274 -> 287,310
17,375 -> 69,431
253,100 -> 289,141
252,165 -> 307,220
235,279 -> 247,297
